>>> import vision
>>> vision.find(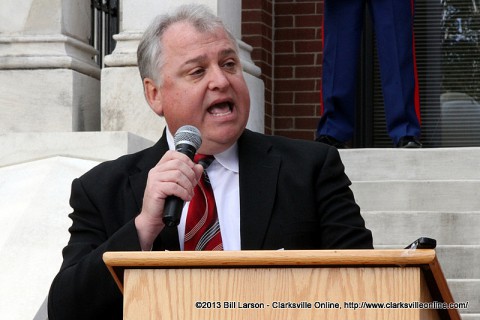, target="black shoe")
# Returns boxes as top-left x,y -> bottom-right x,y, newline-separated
396,136 -> 423,148
316,135 -> 347,149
